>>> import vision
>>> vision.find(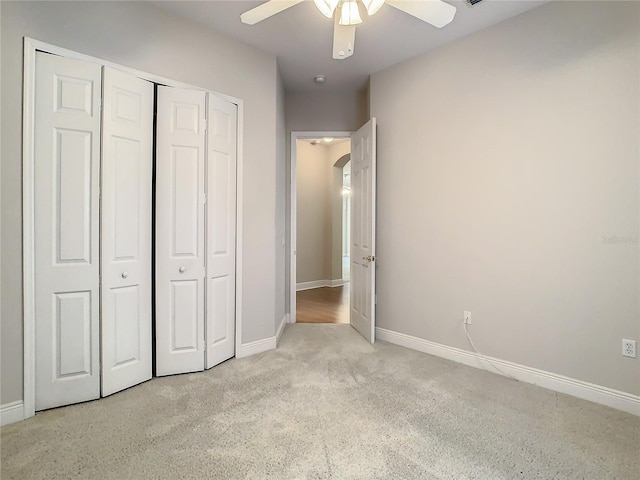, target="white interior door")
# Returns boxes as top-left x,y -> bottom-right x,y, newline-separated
34,52 -> 102,410
100,67 -> 153,396
205,94 -> 237,369
155,86 -> 207,376
350,118 -> 377,343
